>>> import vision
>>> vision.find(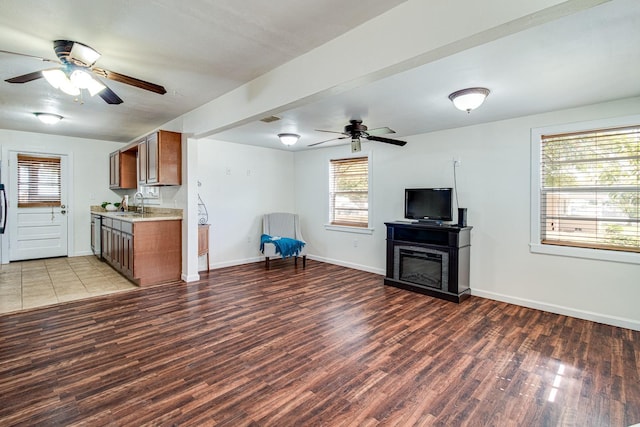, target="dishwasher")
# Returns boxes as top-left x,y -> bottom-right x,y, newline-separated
91,214 -> 102,259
